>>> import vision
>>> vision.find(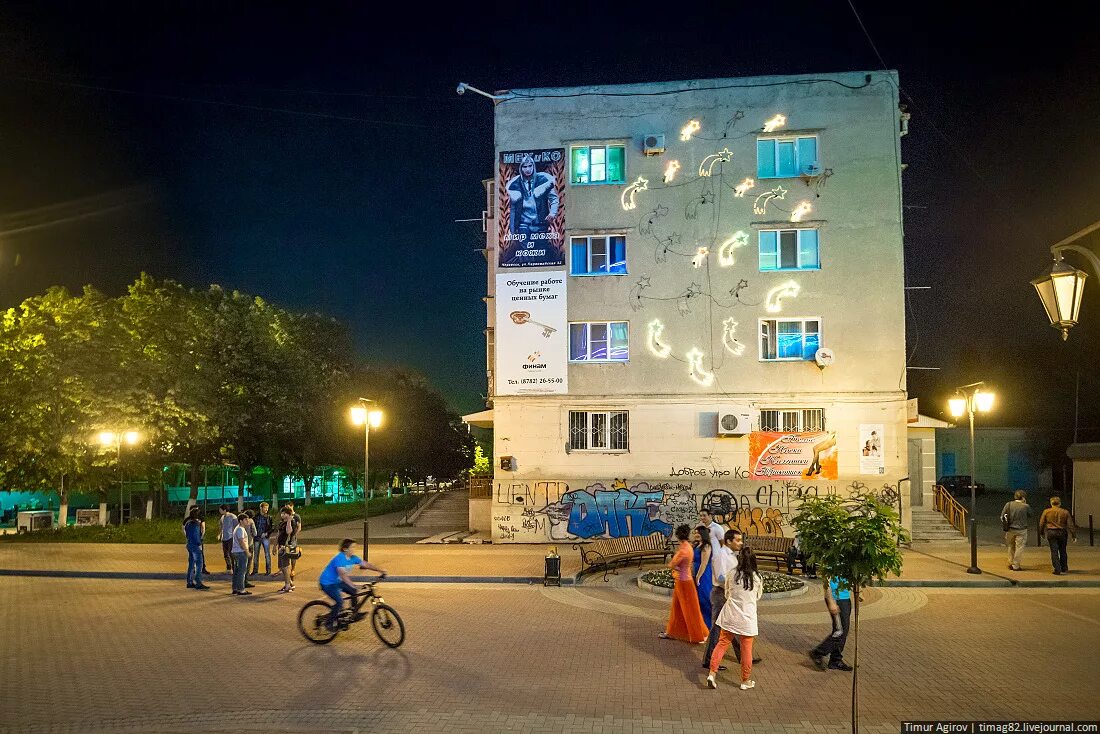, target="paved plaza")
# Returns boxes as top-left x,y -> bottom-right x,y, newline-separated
1,546 -> 1098,733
